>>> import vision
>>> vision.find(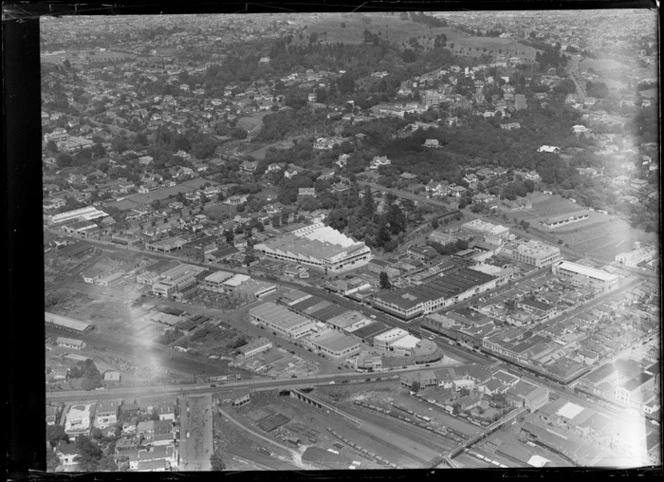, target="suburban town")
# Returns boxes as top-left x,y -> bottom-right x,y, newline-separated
40,11 -> 659,472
